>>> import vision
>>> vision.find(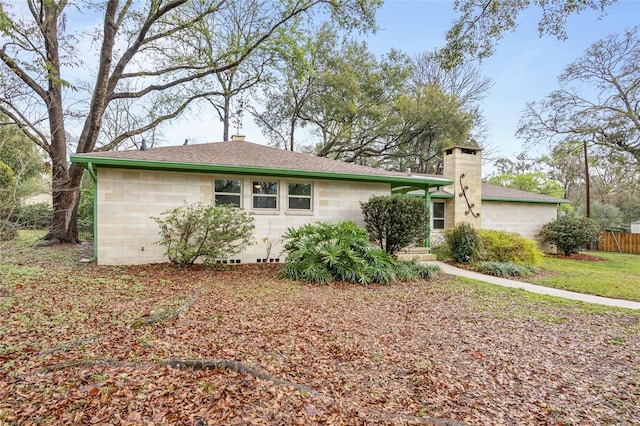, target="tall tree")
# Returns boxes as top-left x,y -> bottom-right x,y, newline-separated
411,50 -> 492,146
190,0 -> 276,141
517,27 -> 640,164
252,22 -> 338,151
309,44 -> 411,163
0,0 -> 380,243
542,142 -> 640,222
380,84 -> 474,174
441,0 -> 617,66
256,33 -> 474,170
540,141 -> 585,200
